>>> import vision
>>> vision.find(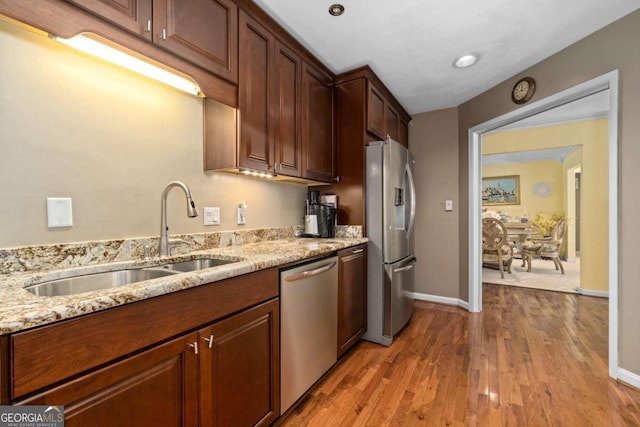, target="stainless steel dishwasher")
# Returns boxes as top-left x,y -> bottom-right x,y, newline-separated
280,255 -> 338,413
